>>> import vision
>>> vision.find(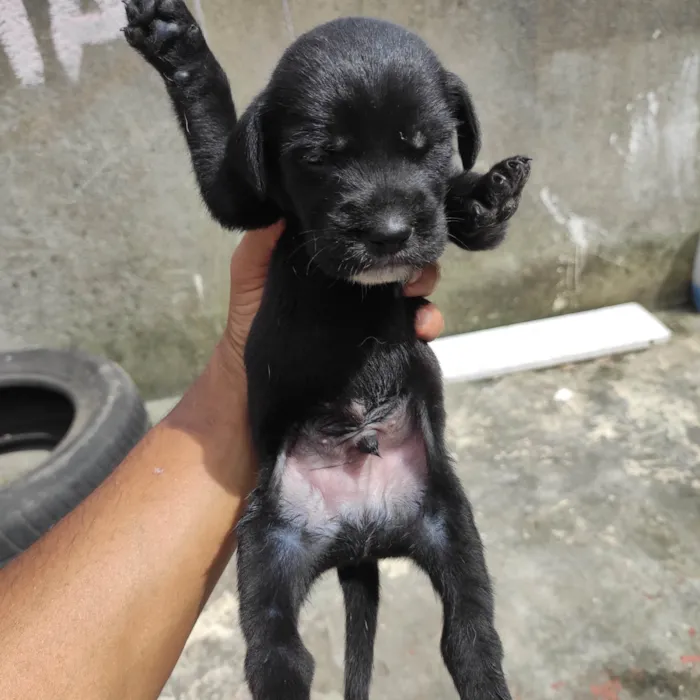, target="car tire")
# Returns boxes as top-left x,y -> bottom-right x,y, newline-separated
0,348 -> 149,567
